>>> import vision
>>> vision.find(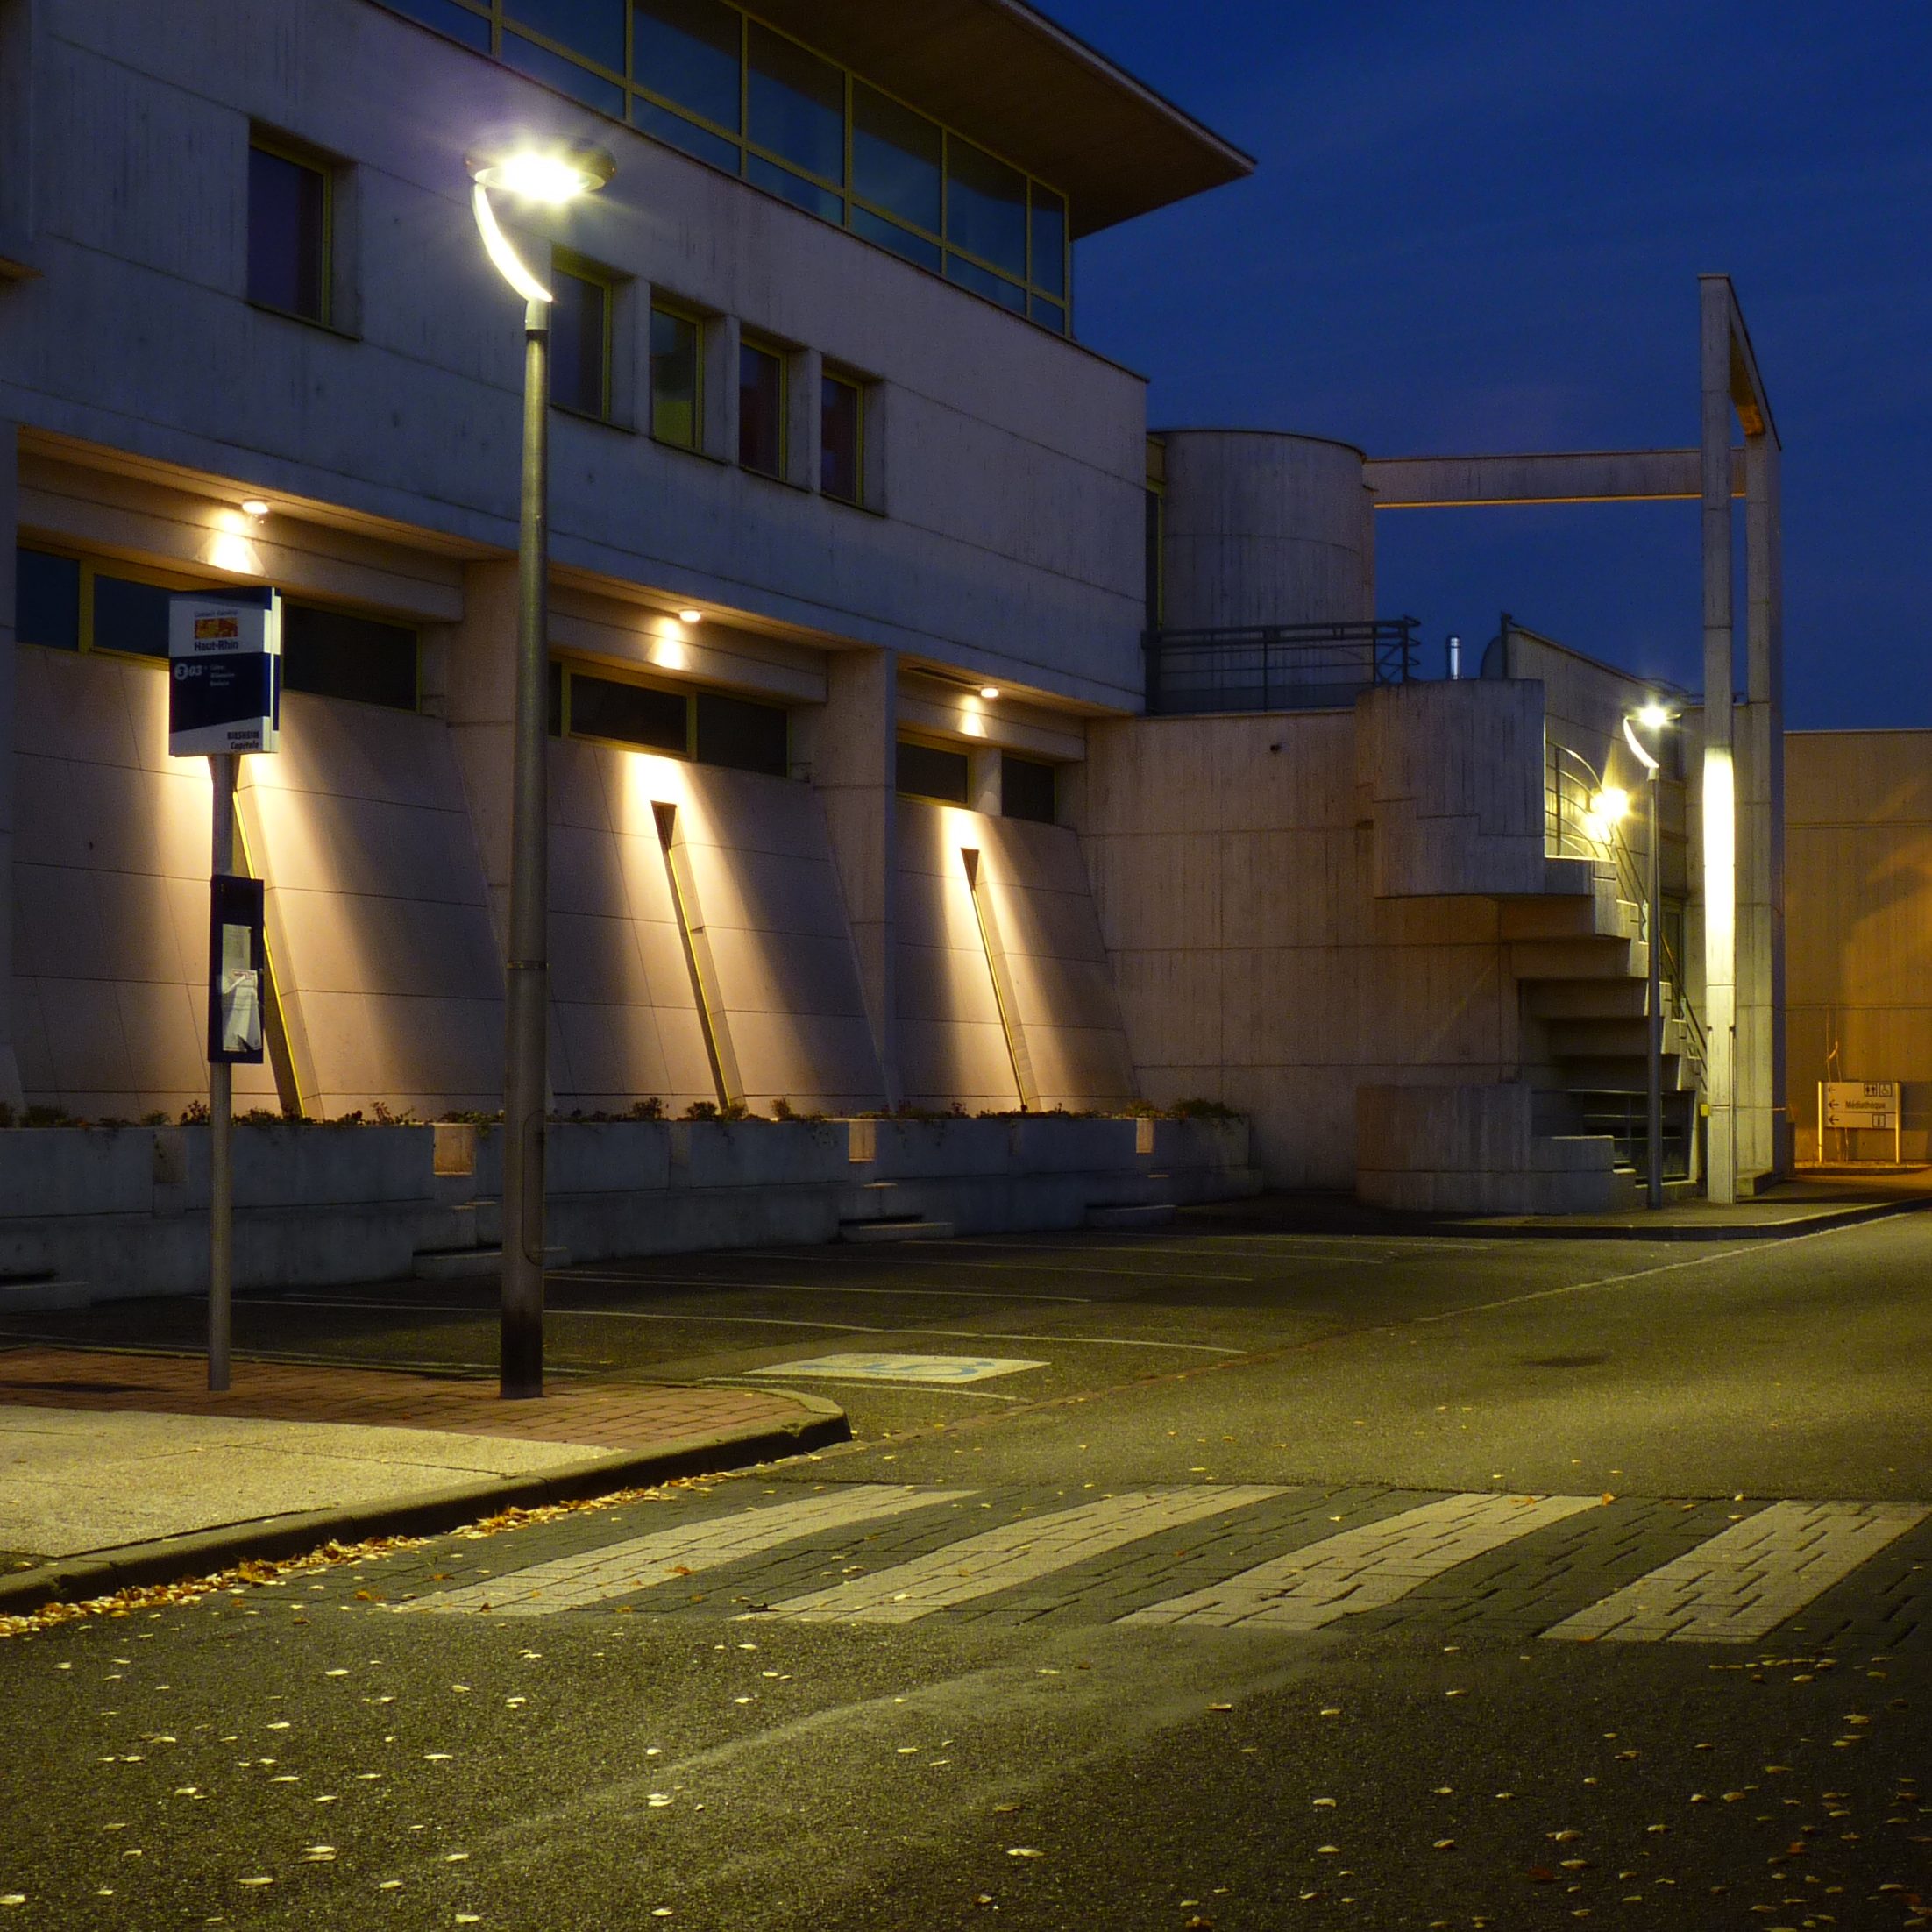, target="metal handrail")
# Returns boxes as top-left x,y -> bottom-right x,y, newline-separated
1145,618 -> 1419,715
1545,740 -> 1708,1073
